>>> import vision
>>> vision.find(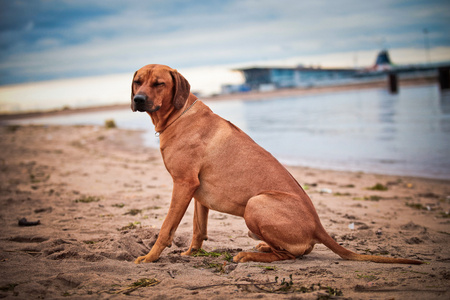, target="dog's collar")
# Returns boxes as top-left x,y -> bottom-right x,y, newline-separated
155,99 -> 198,137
